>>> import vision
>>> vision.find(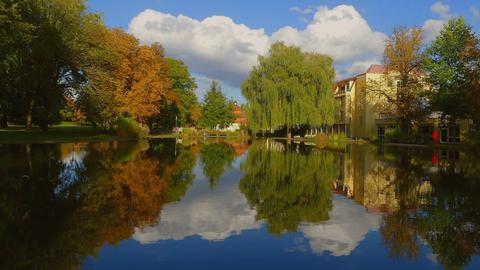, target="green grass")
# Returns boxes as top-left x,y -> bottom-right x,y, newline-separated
0,123 -> 121,144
